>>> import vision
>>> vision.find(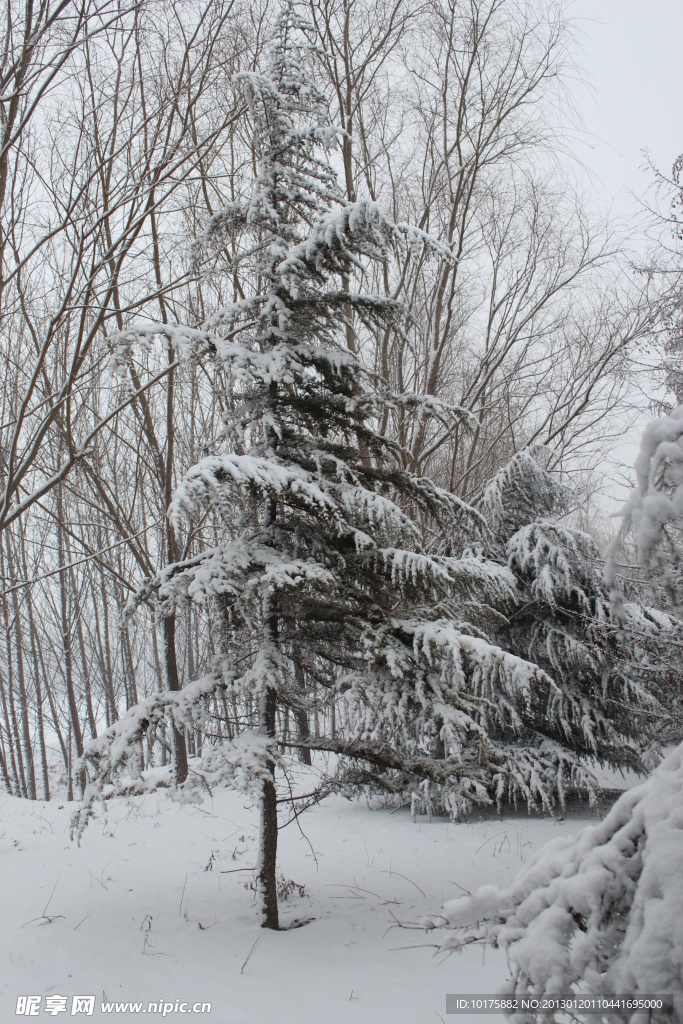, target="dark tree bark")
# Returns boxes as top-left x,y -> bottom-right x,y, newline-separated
21,529 -> 50,798
293,657 -> 311,766
162,612 -> 188,785
258,674 -> 280,930
23,588 -> 50,799
57,489 -> 84,795
35,633 -> 68,774
151,612 -> 168,766
258,494 -> 280,930
8,540 -> 36,799
0,739 -> 12,794
2,587 -> 27,797
91,573 -> 118,724
66,544 -> 97,741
